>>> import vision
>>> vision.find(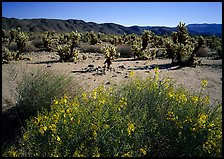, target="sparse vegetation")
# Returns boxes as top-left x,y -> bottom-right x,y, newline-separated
2,20 -> 222,157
